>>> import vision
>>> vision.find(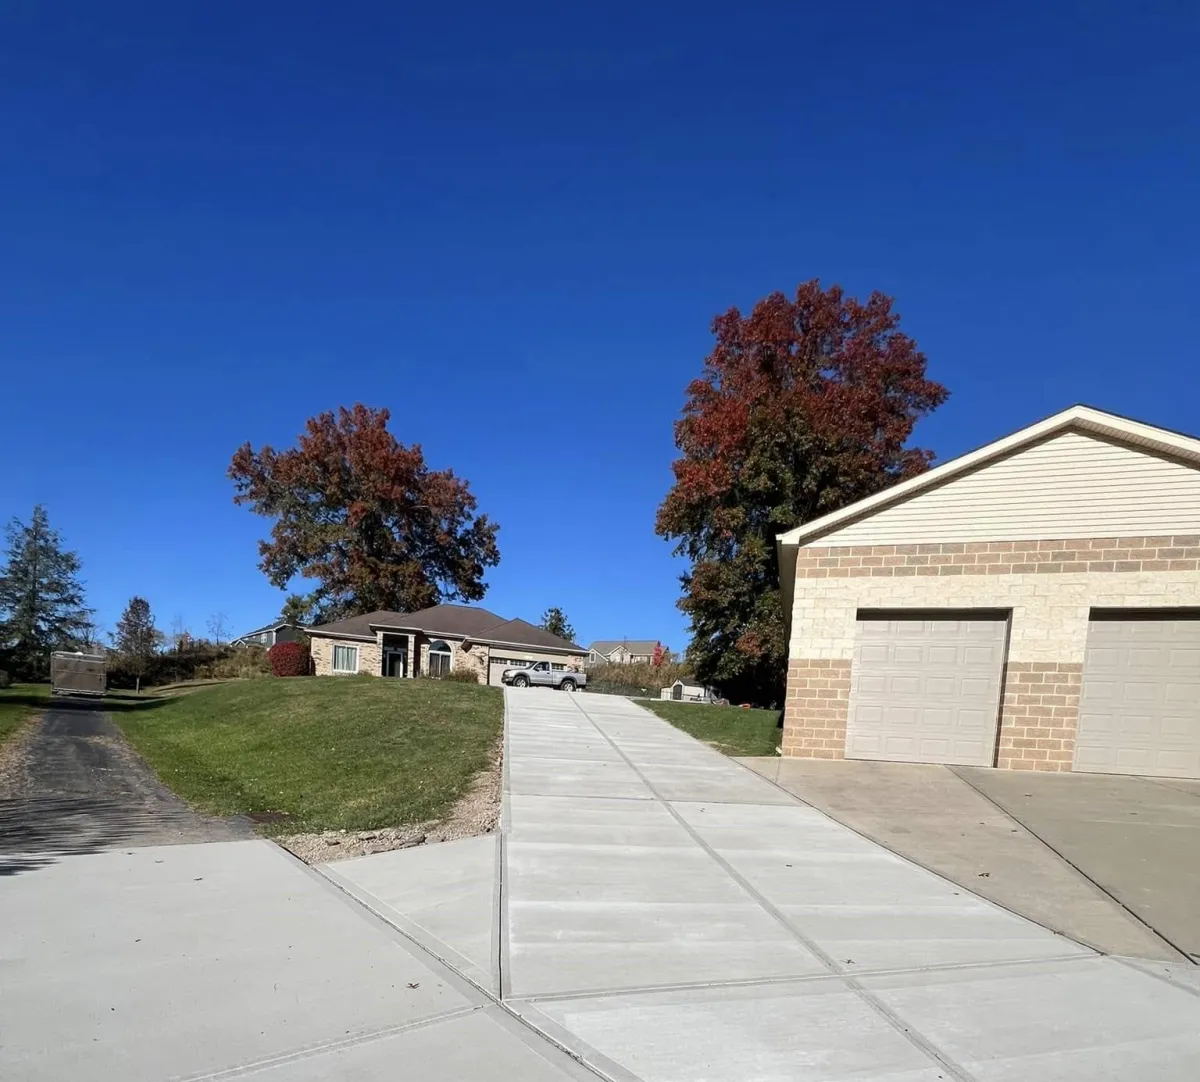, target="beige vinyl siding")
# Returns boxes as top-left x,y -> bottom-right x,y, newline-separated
817,432 -> 1200,547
